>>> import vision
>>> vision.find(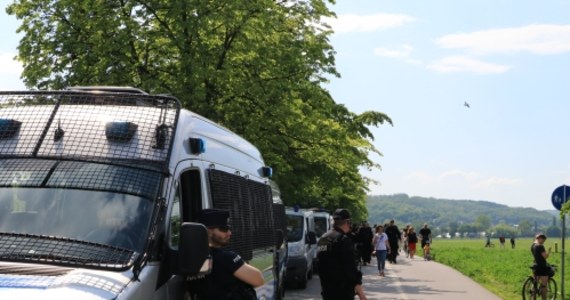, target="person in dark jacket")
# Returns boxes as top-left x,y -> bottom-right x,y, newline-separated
385,219 -> 401,264
357,221 -> 374,265
190,209 -> 264,300
317,209 -> 367,300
